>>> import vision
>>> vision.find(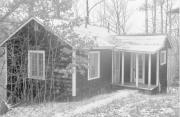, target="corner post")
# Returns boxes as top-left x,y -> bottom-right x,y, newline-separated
148,54 -> 151,88
130,53 -> 133,82
121,52 -> 124,85
156,52 -> 159,86
136,54 -> 139,87
72,49 -> 76,97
